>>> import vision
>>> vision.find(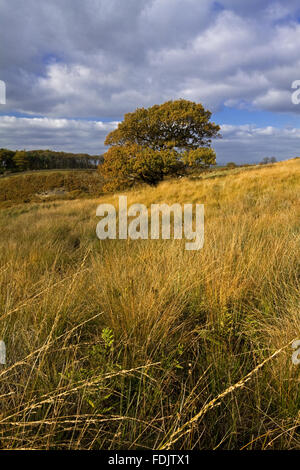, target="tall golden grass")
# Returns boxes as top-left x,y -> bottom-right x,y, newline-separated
0,159 -> 299,449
